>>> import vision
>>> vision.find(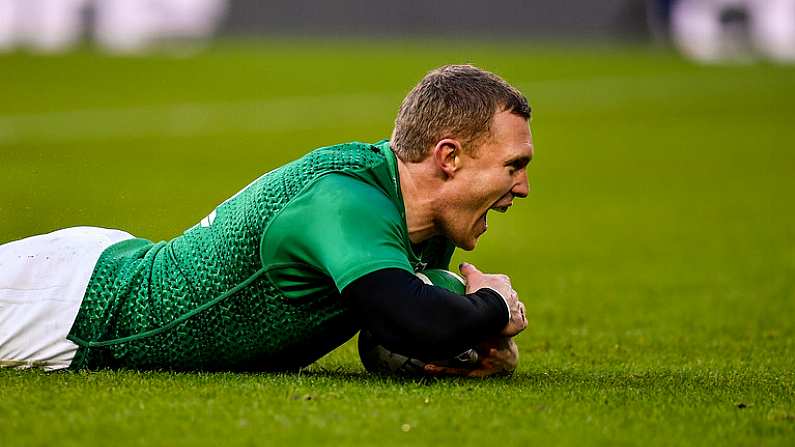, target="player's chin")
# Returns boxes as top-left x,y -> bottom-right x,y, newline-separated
450,235 -> 476,251
448,221 -> 484,251
457,230 -> 483,251
458,239 -> 477,251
